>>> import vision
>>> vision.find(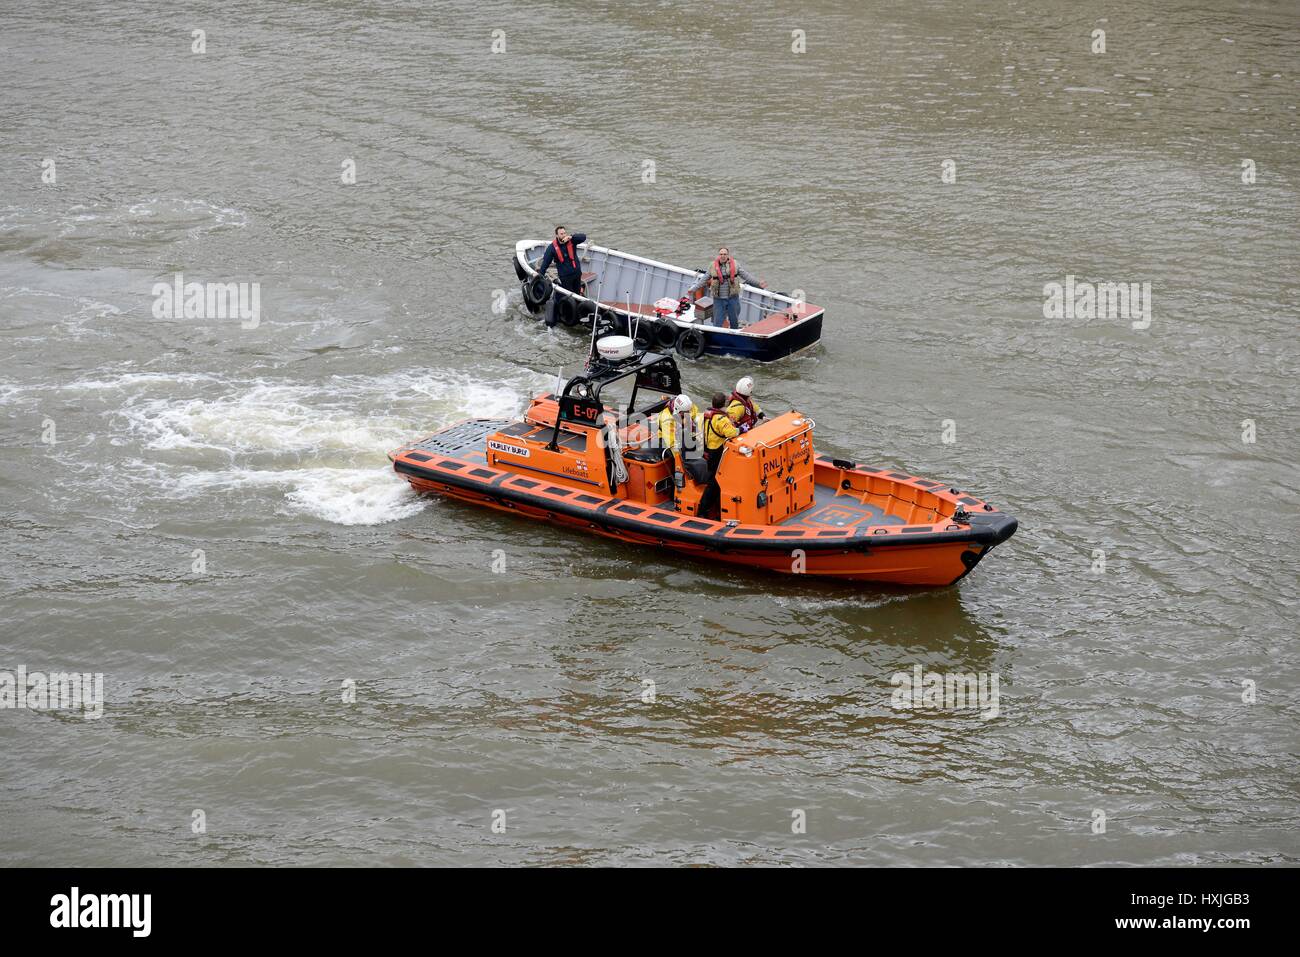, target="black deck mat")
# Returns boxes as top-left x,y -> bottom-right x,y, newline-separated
497,421 -> 539,438
406,419 -> 507,458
